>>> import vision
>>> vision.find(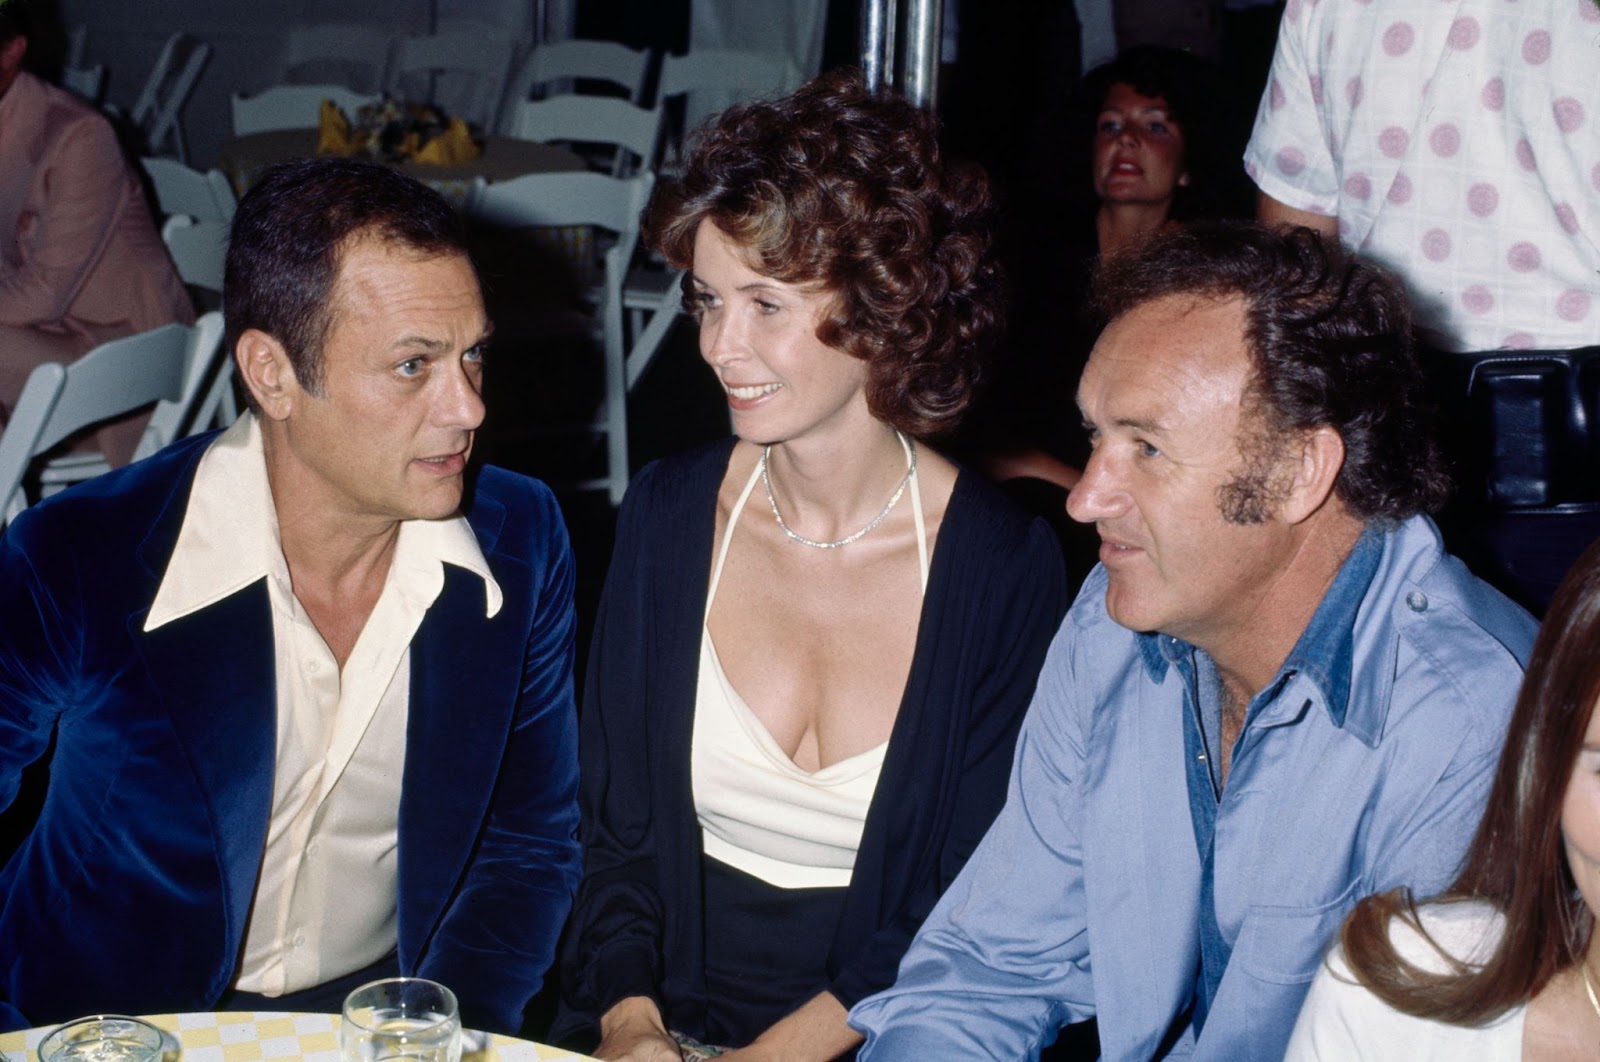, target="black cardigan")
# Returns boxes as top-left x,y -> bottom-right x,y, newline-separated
553,439 -> 1068,1045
